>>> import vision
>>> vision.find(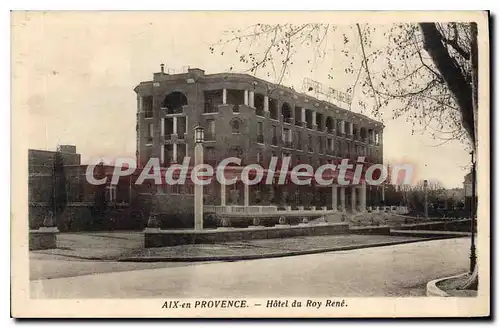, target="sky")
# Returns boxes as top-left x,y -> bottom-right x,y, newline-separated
12,11 -> 472,188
